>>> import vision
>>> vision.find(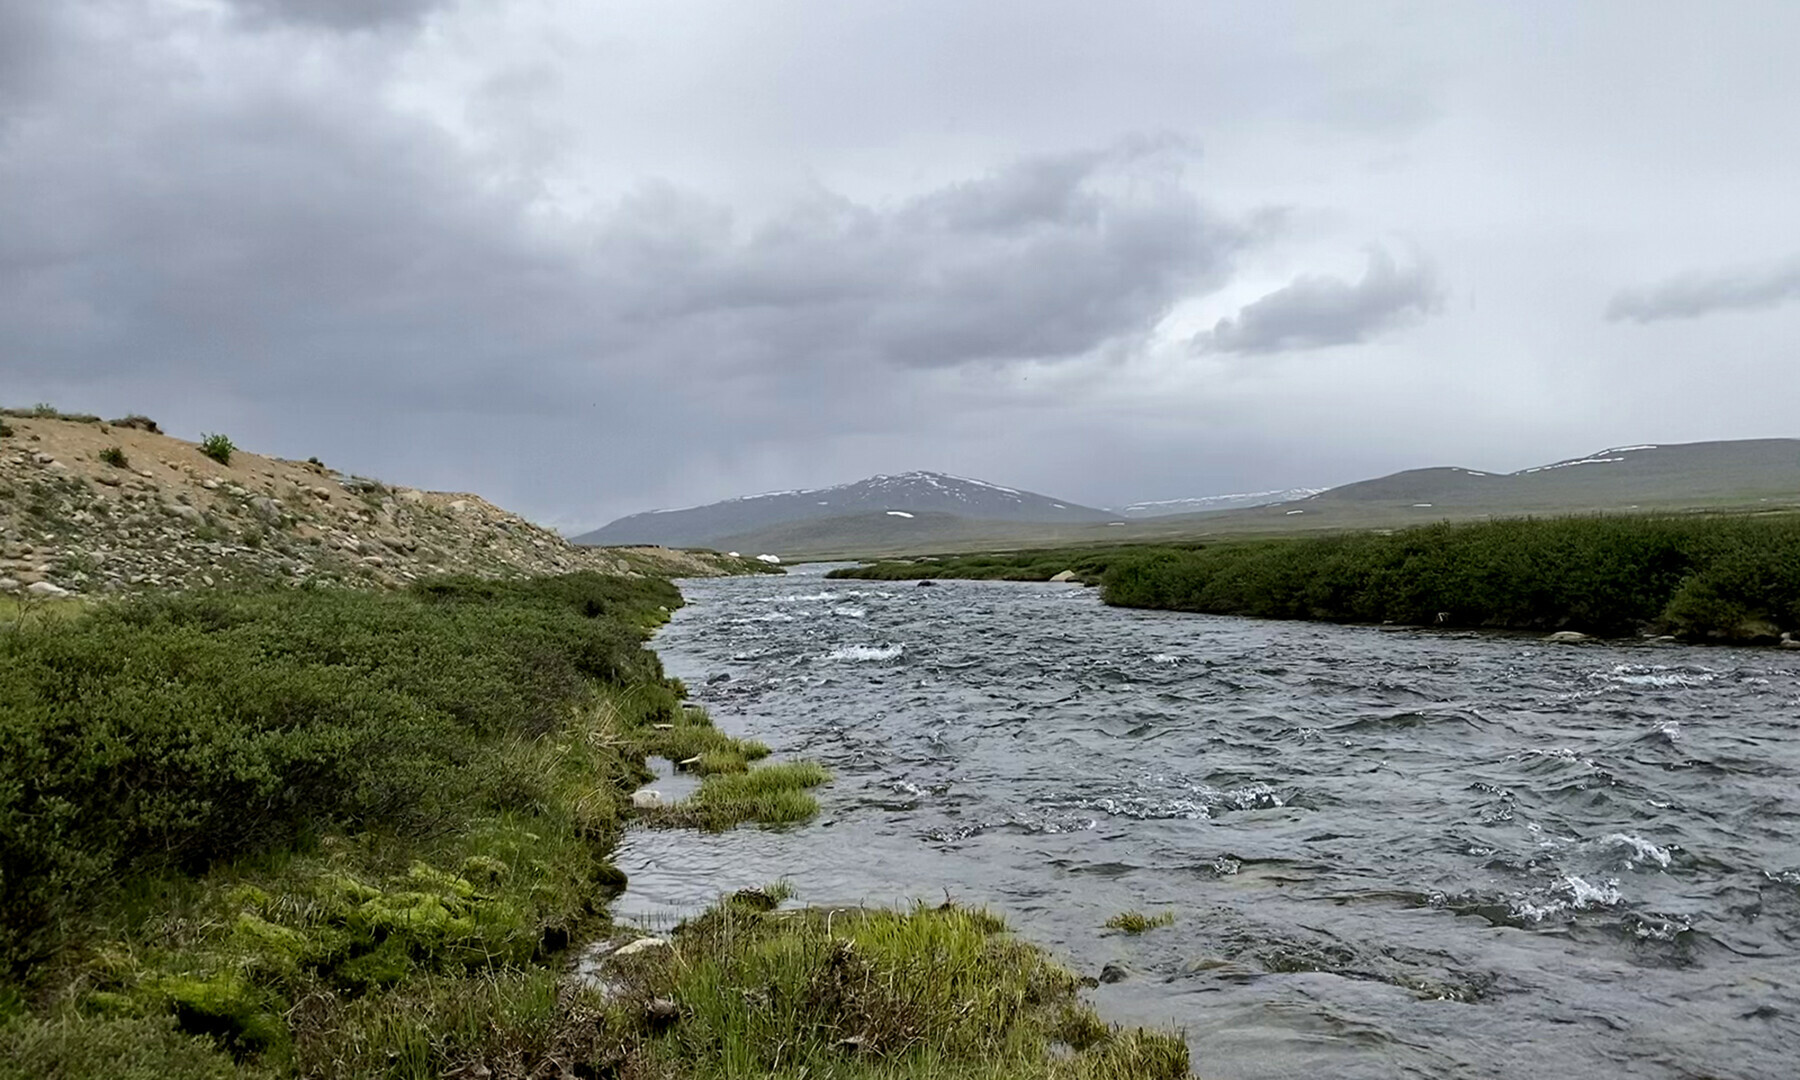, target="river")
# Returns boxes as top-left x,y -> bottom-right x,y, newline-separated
613,563 -> 1800,1079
